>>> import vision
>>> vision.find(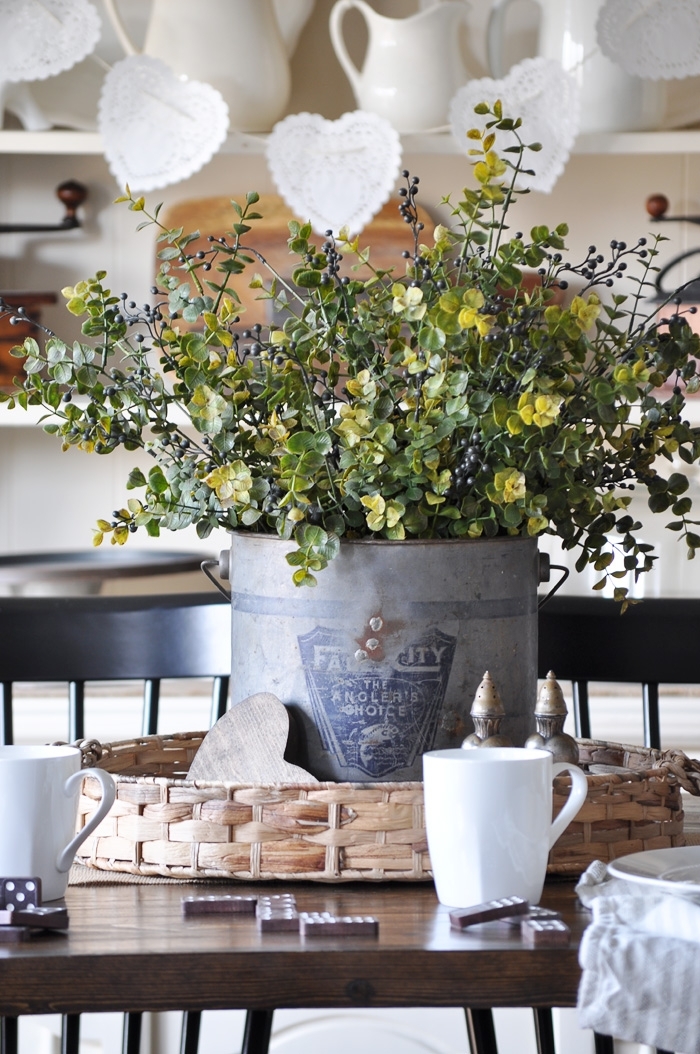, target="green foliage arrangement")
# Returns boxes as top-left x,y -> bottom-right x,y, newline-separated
3,103 -> 700,598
